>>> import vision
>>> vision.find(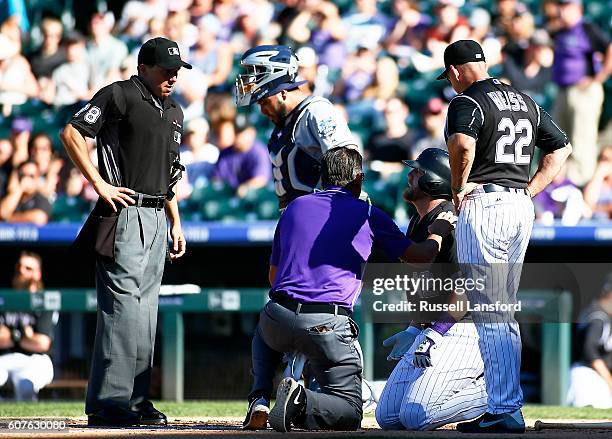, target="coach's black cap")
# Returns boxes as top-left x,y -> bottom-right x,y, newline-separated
436,40 -> 485,80
138,37 -> 192,70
